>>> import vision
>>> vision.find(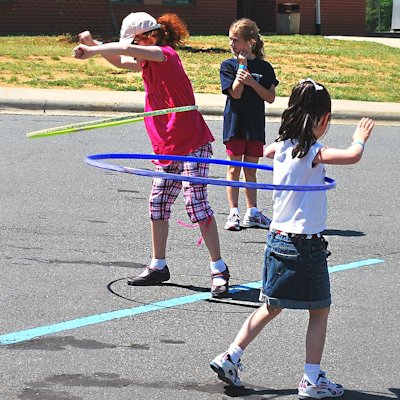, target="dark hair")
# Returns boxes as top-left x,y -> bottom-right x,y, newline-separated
277,80 -> 331,158
229,18 -> 264,59
150,13 -> 189,48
